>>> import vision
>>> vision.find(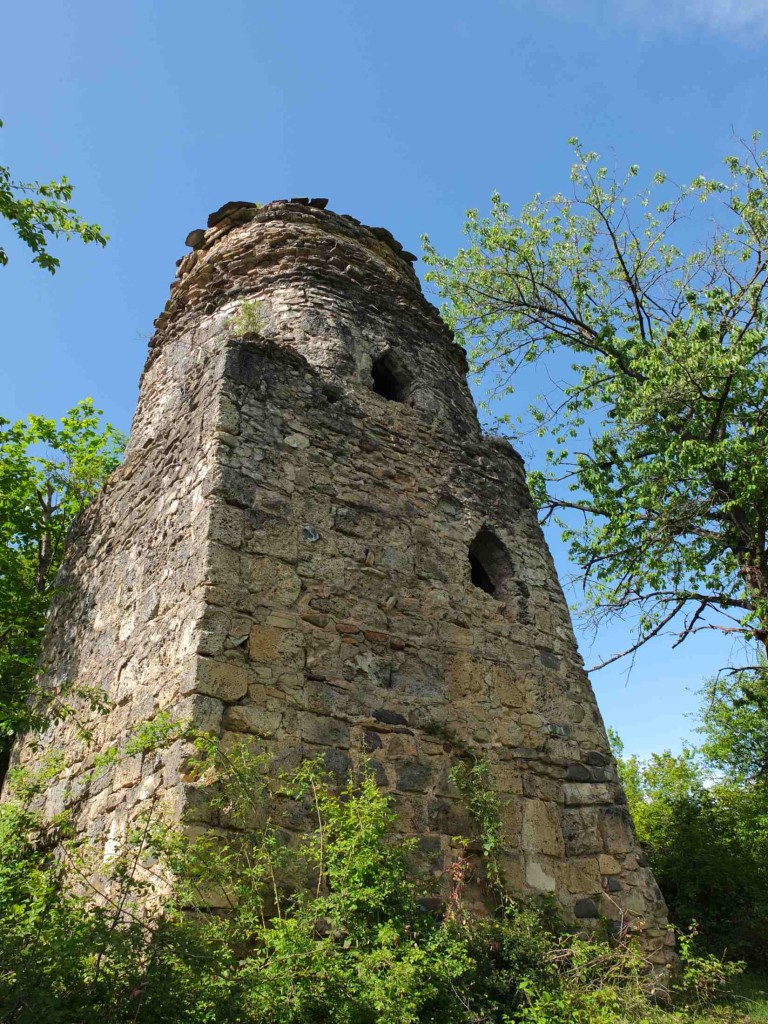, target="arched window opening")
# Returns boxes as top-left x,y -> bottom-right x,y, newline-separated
468,527 -> 513,597
371,353 -> 407,403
